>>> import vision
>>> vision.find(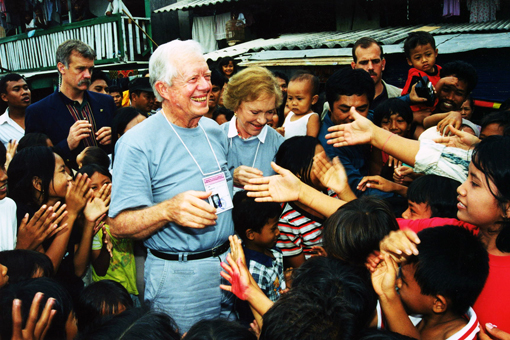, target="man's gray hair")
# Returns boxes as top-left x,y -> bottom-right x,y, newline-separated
149,39 -> 204,102
56,40 -> 96,70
